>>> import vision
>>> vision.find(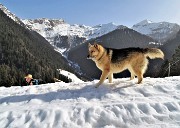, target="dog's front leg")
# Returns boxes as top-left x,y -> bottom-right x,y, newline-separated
108,73 -> 113,83
96,70 -> 109,88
